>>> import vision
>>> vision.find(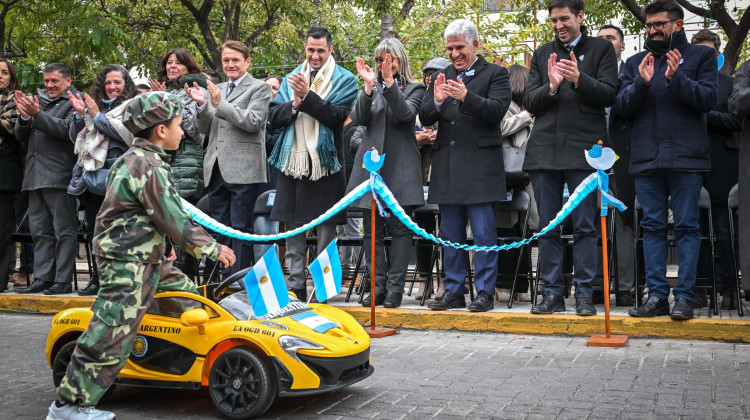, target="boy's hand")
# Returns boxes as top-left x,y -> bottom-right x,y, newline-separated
217,245 -> 236,267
